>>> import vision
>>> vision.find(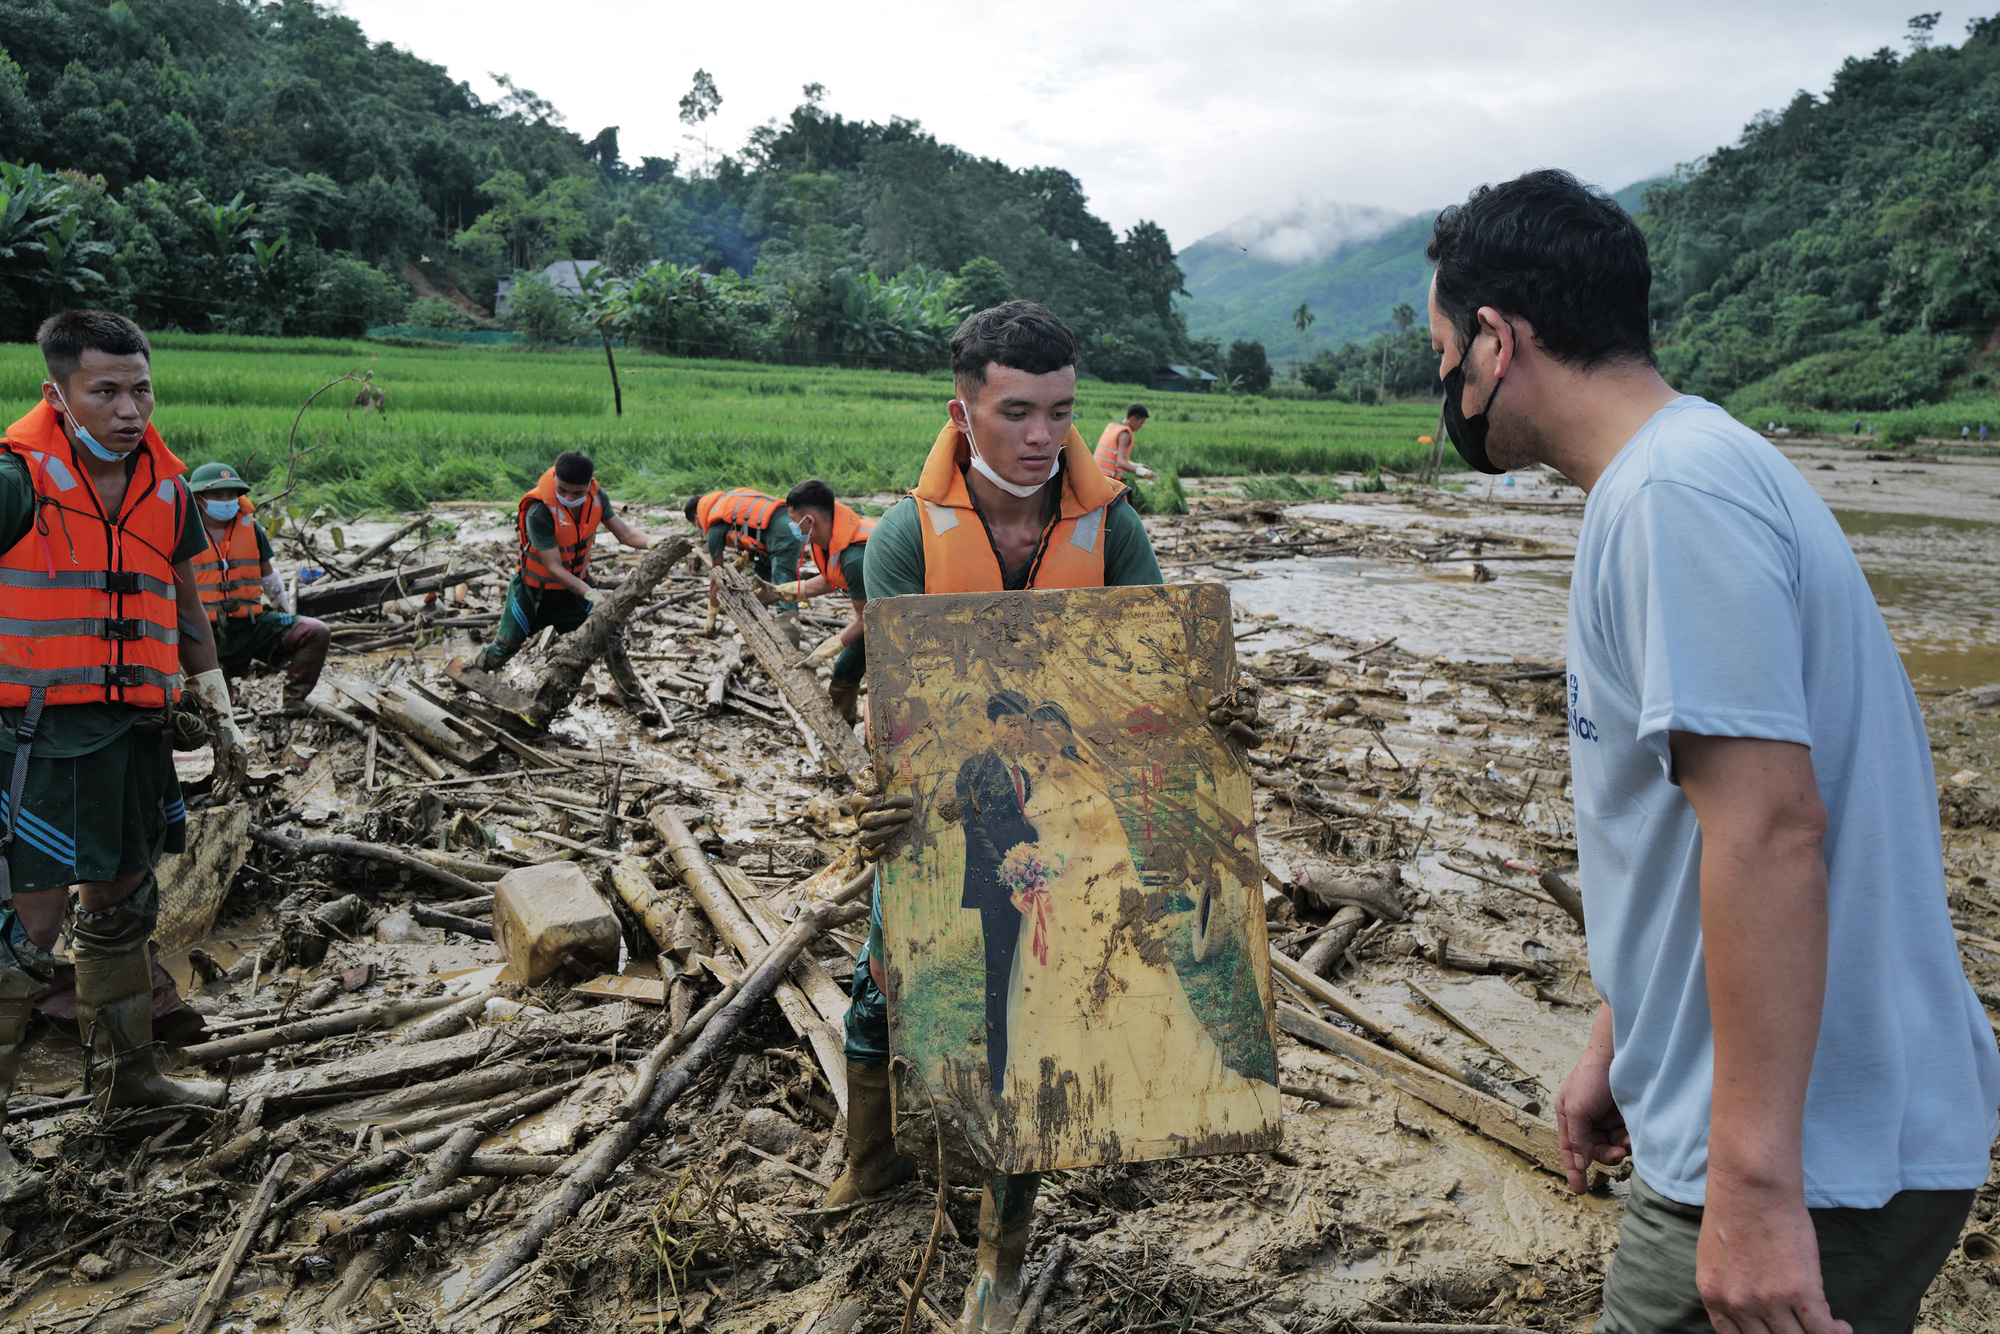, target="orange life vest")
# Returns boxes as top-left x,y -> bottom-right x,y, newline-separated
194,498 -> 262,622
1093,420 -> 1133,477
695,488 -> 783,554
517,469 -> 603,590
909,421 -> 1125,593
0,402 -> 187,708
810,502 -> 875,595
